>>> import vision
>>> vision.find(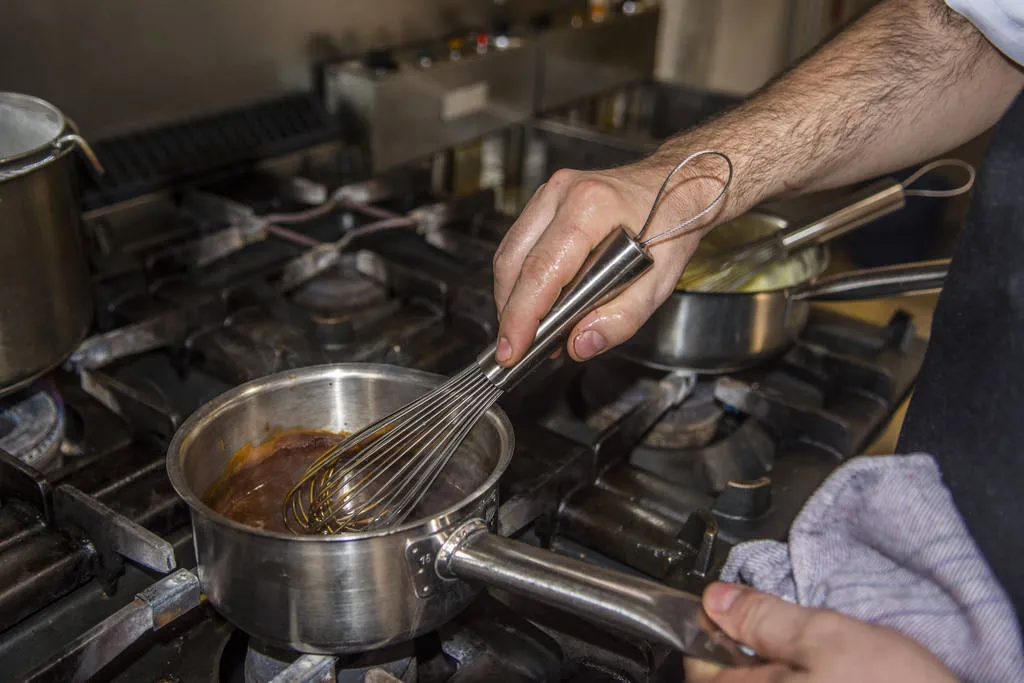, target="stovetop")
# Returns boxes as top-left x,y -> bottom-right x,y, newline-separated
0,159 -> 929,683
